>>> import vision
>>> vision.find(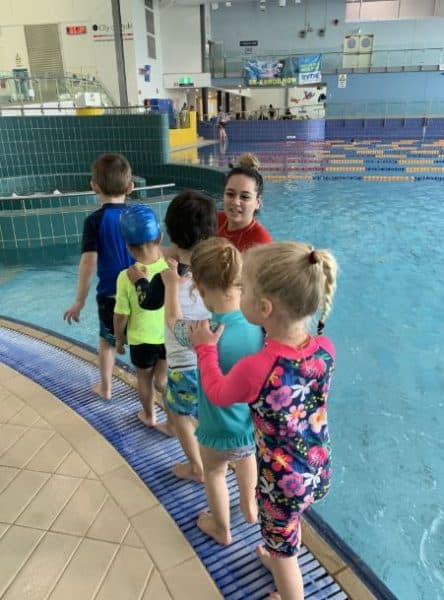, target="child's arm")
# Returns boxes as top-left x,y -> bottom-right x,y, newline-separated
160,260 -> 183,331
63,252 -> 97,324
190,321 -> 271,407
113,313 -> 128,355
